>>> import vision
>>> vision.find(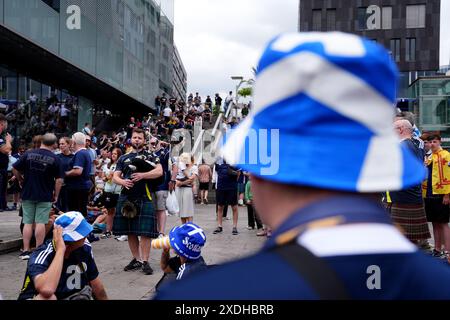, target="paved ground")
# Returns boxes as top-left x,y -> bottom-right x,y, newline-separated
0,205 -> 264,300
0,210 -> 22,243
